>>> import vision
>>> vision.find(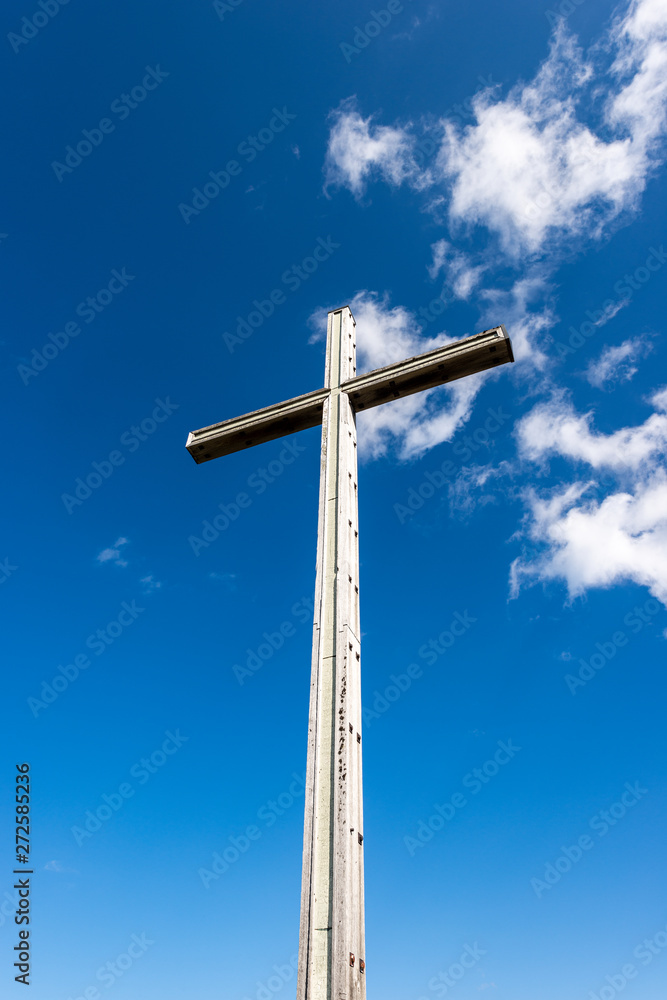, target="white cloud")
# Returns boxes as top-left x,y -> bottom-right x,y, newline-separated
359,373 -> 486,462
318,0 -> 667,616
427,238 -> 449,280
477,272 -> 557,367
323,98 -> 424,198
96,537 -> 129,567
428,239 -> 485,299
324,1 -> 667,258
516,387 -> 667,470
140,575 -> 162,593
512,388 -> 667,608
592,298 -> 631,328
511,470 -> 667,607
321,1 -> 667,380
348,290 -> 492,461
437,4 -> 667,257
447,461 -> 509,518
607,0 -> 667,141
585,335 -> 652,388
